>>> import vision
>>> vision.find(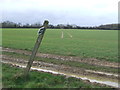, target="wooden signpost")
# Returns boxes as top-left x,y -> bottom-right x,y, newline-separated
24,20 -> 49,77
